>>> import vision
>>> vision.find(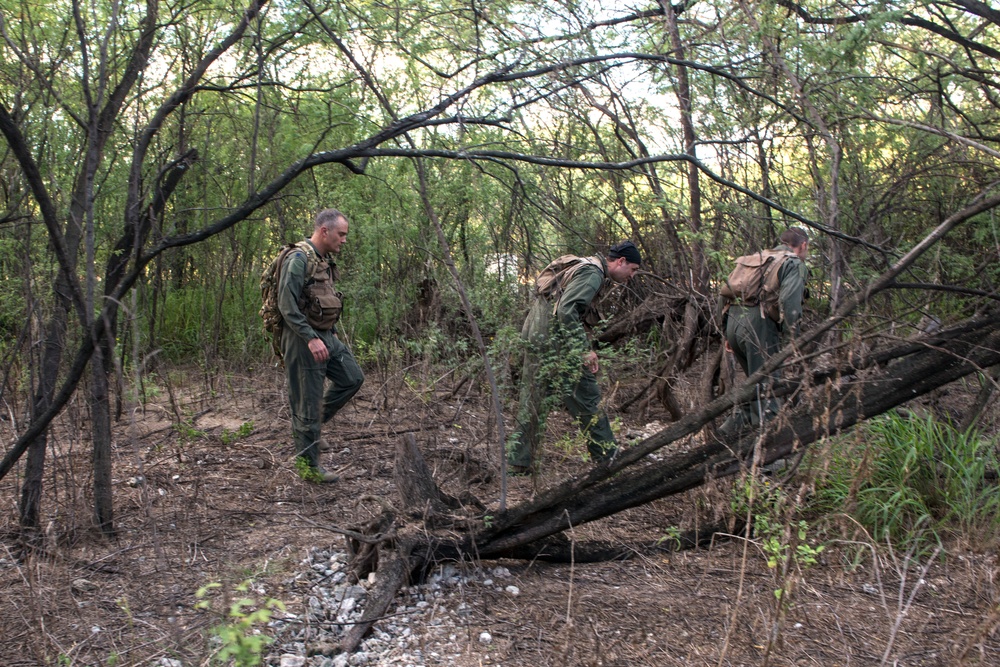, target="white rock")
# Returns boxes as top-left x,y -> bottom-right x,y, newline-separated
333,656 -> 349,667
157,660 -> 183,667
479,631 -> 492,645
279,656 -> 306,667
505,585 -> 520,596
